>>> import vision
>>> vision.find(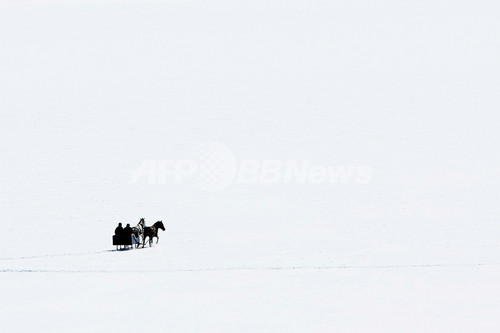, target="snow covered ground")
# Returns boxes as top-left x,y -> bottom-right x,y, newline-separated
1,0 -> 500,331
